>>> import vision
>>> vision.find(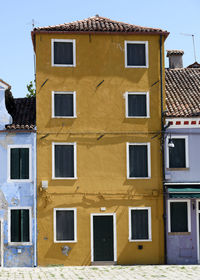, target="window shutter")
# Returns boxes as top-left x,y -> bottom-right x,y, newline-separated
11,210 -> 21,242
55,145 -> 74,178
131,209 -> 149,240
56,210 -> 74,241
21,209 -> 30,242
54,94 -> 74,117
129,145 -> 148,177
127,44 -> 146,66
128,94 -> 147,116
170,202 -> 188,232
54,42 -> 73,65
169,139 -> 186,168
11,148 -> 20,179
20,148 -> 29,179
